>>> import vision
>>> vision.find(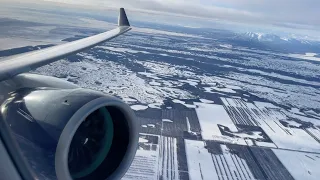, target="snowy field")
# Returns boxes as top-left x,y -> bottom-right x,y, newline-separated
123,134 -> 179,180
24,28 -> 320,179
185,140 -> 294,180
185,140 -> 255,180
273,149 -> 320,180
194,102 -> 247,145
